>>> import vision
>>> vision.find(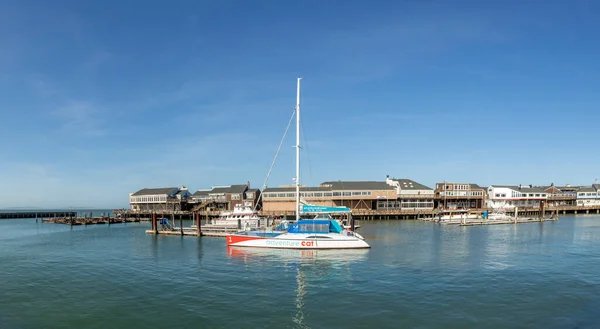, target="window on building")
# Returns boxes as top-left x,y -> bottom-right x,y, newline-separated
333,192 -> 341,197
231,194 -> 240,200
324,192 -> 333,197
246,192 -> 254,199
342,192 -> 351,197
